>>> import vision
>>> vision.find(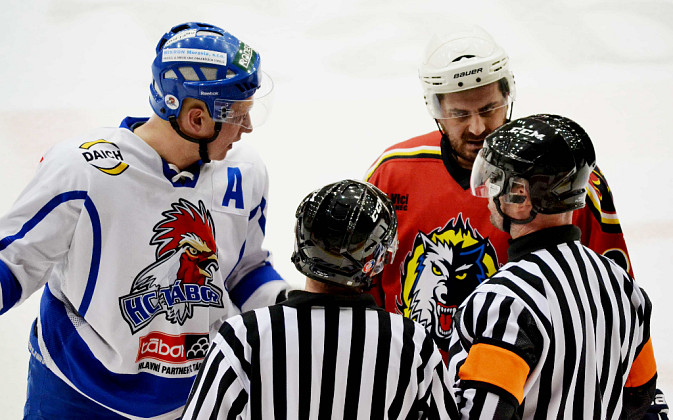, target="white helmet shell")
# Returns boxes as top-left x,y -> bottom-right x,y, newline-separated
419,25 -> 516,101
